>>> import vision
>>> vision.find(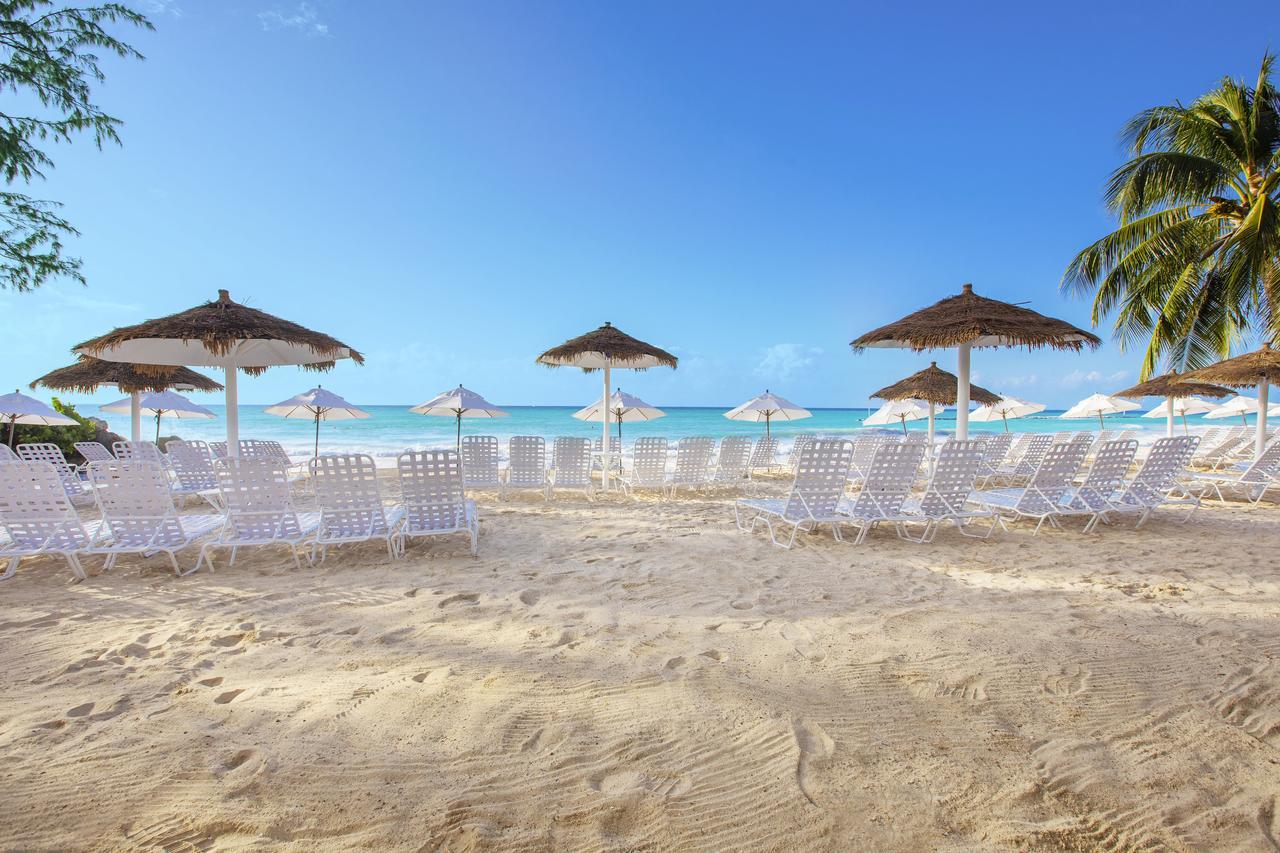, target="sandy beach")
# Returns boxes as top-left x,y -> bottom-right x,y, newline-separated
2,476 -> 1278,850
